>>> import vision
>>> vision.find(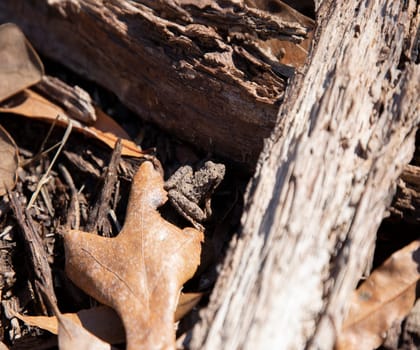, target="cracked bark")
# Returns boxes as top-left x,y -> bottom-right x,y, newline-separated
190,1 -> 420,349
0,0 -> 313,168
